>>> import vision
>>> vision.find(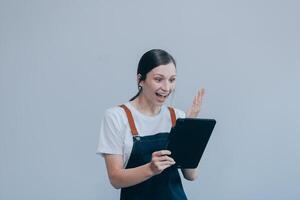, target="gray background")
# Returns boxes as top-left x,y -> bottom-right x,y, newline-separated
1,0 -> 299,199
